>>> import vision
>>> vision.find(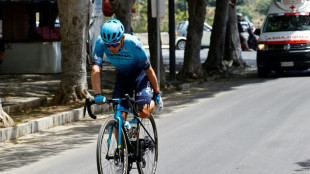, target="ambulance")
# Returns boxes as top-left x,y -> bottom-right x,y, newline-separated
256,0 -> 310,77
